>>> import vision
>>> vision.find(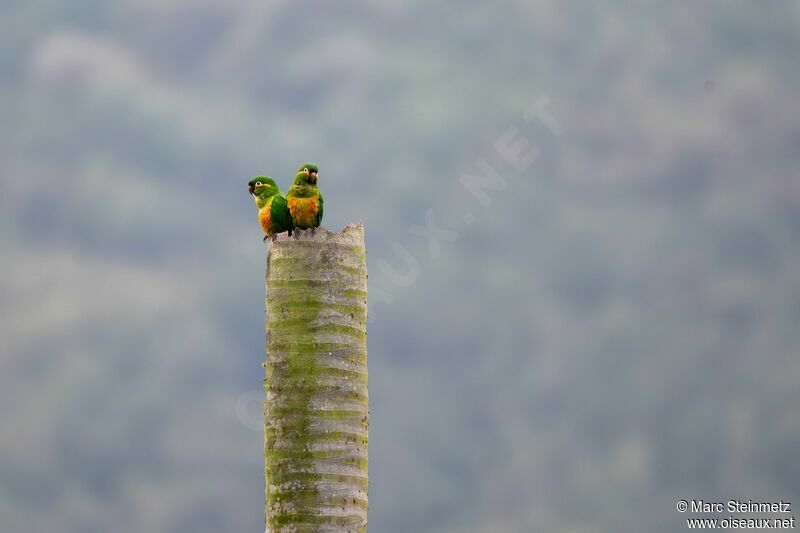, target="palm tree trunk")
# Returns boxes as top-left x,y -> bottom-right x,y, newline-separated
264,224 -> 369,532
